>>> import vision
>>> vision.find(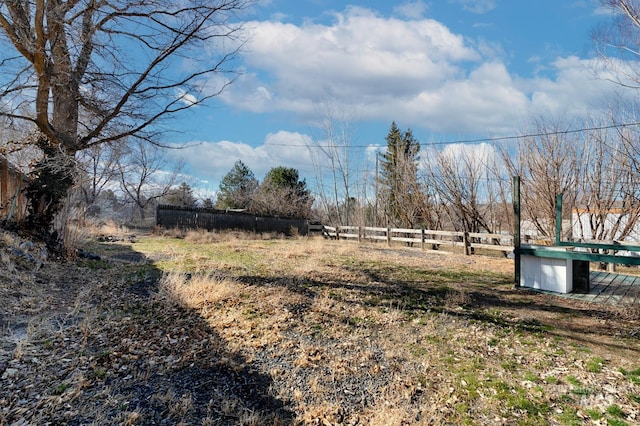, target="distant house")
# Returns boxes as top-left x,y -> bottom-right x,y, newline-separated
0,155 -> 29,222
572,207 -> 640,243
